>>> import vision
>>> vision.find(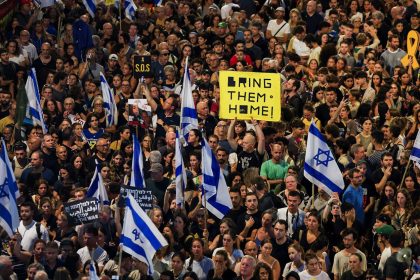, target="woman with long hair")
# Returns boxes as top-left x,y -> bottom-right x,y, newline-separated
371,72 -> 383,94
392,188 -> 414,230
294,211 -> 325,252
253,262 -> 273,280
213,230 -> 244,269
6,39 -> 29,67
208,249 -> 237,280
356,118 -> 373,150
401,174 -> 420,206
250,210 -> 275,247
185,238 -> 214,280
171,252 -> 187,280
282,243 -> 306,277
36,197 -> 57,238
209,218 -> 237,251
374,181 -> 396,215
55,212 -> 78,244
257,239 -> 281,280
